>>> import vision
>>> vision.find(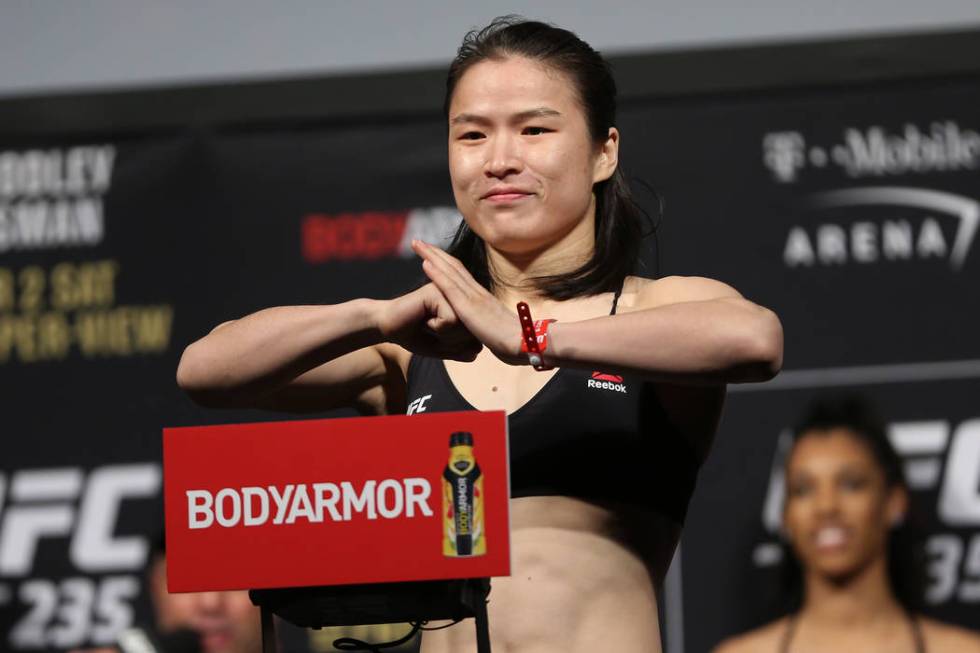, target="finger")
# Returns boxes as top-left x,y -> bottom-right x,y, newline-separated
417,242 -> 483,293
421,289 -> 475,340
422,258 -> 468,308
415,241 -> 479,294
410,238 -> 427,256
421,281 -> 462,320
420,241 -> 467,273
426,314 -> 460,332
426,316 -> 444,331
424,263 -> 485,323
411,239 -> 444,268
